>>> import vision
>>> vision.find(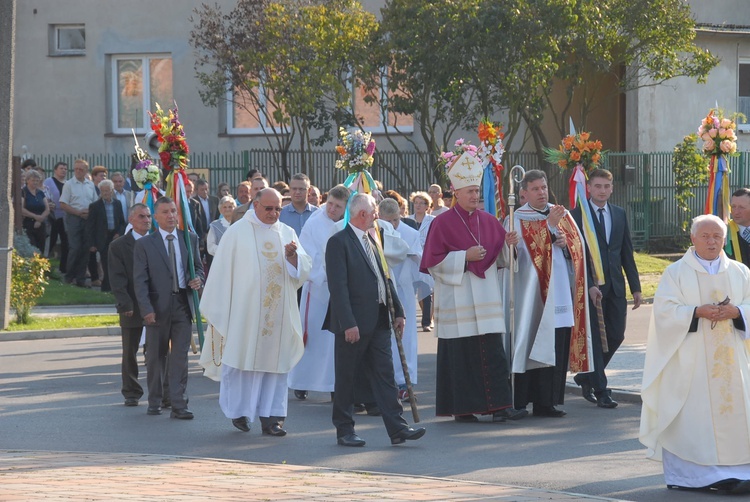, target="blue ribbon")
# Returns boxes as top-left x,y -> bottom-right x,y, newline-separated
482,161 -> 496,216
